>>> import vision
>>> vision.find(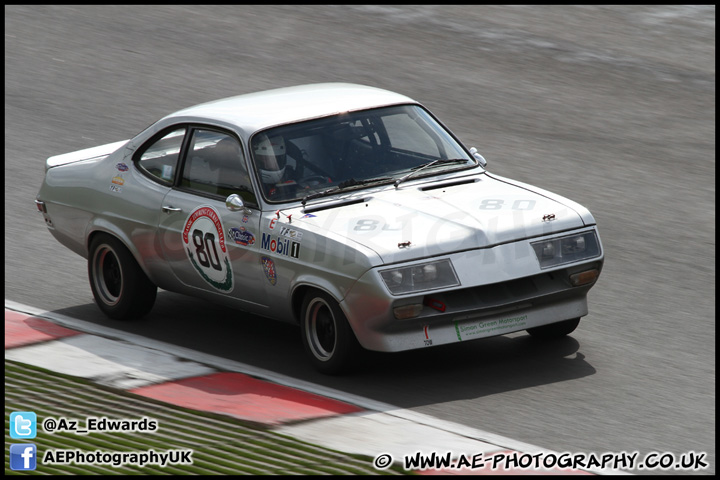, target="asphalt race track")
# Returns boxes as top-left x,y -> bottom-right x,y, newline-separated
5,5 -> 715,475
